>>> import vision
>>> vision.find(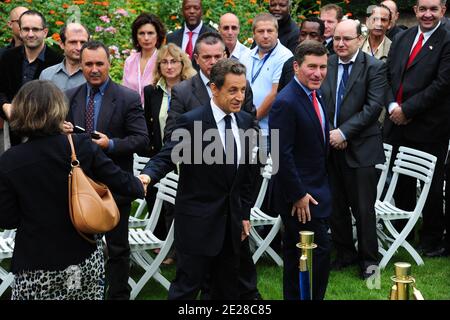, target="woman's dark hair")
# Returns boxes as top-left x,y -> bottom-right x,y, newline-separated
10,80 -> 68,137
131,13 -> 166,51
